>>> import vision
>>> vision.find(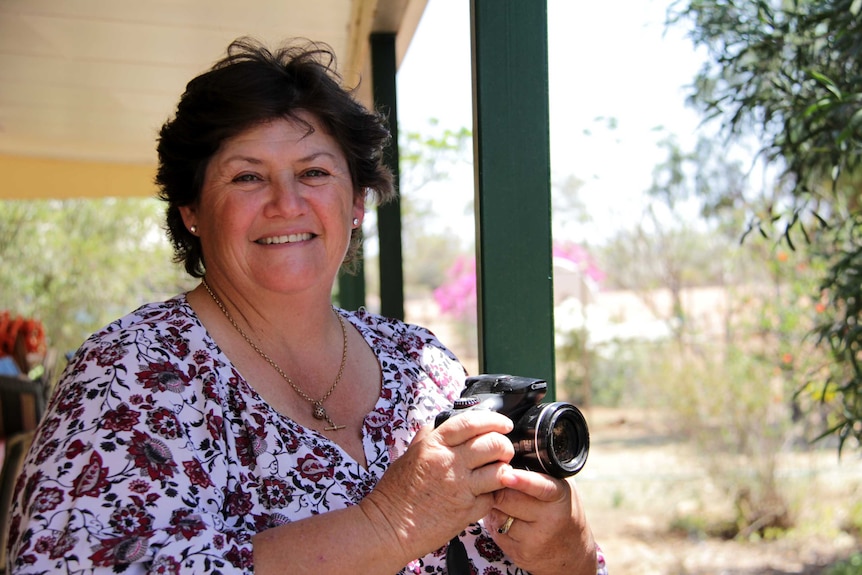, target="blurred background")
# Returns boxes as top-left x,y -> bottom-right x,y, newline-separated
2,1 -> 862,573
